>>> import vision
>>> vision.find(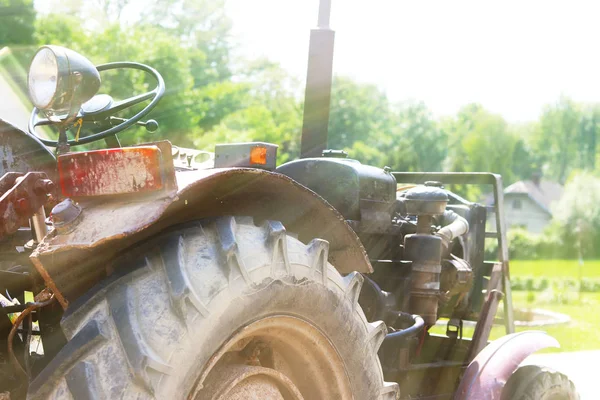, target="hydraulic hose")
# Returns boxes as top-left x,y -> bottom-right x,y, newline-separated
362,276 -> 425,342
362,275 -> 389,321
384,312 -> 425,343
